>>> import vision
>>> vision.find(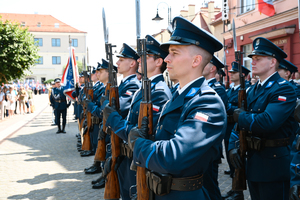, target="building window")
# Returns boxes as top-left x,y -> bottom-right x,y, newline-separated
52,38 -> 60,47
37,22 -> 41,27
41,77 -> 46,83
76,56 -> 78,61
240,0 -> 255,14
243,44 -> 252,76
21,22 -> 26,27
55,23 -> 59,28
36,56 -> 43,64
52,56 -> 61,64
71,39 -> 78,47
34,38 -> 43,46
